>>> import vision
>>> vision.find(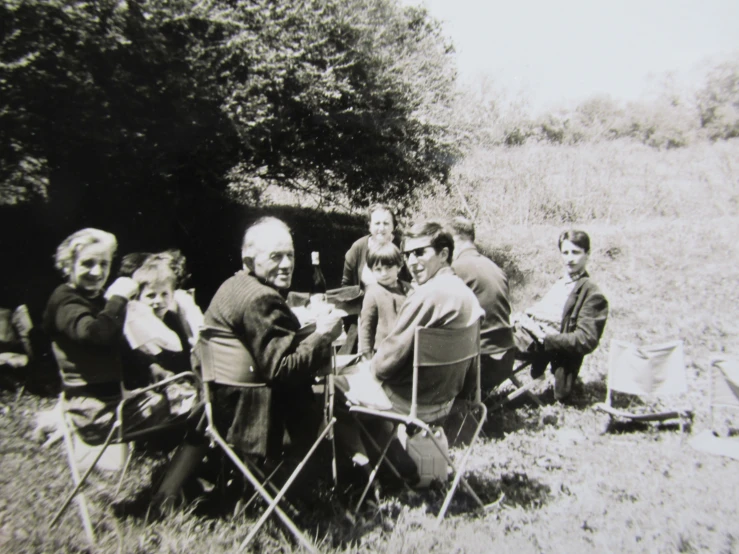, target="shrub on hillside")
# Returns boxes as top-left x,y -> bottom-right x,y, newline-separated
697,55 -> 739,141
